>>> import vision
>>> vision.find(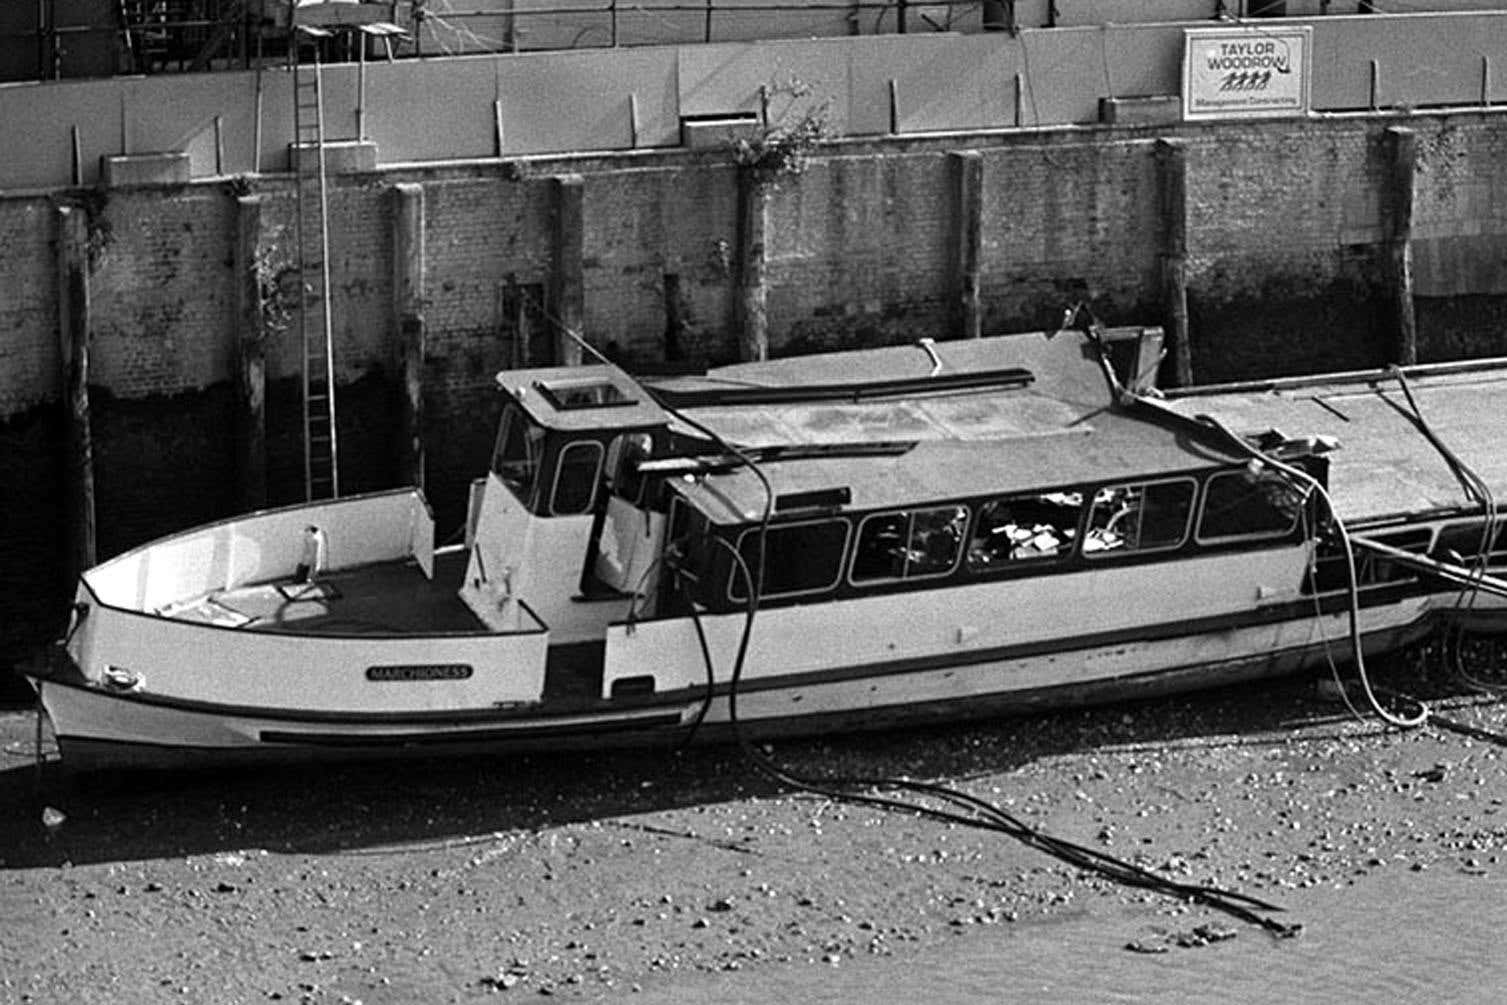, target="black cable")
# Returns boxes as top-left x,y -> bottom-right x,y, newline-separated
680,407 -> 1299,939
563,316 -> 1299,937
